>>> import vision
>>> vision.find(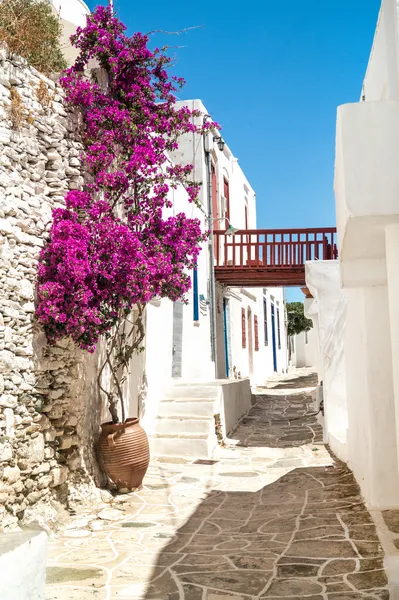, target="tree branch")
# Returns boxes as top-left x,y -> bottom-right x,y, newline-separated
146,25 -> 203,36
